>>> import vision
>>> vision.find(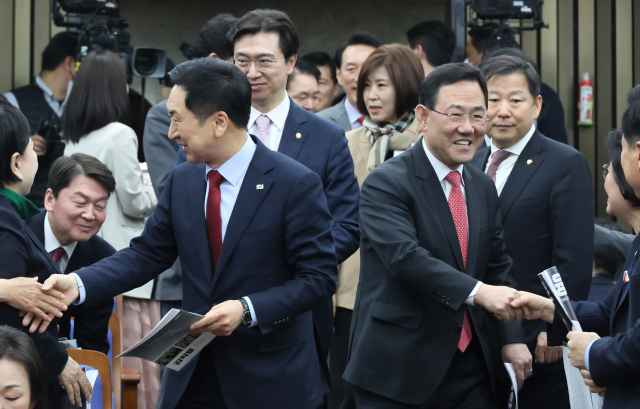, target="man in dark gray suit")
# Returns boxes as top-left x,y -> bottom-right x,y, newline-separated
316,32 -> 381,132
